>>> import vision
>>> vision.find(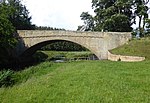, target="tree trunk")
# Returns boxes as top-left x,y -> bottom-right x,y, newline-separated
139,16 -> 142,37
143,18 -> 146,37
